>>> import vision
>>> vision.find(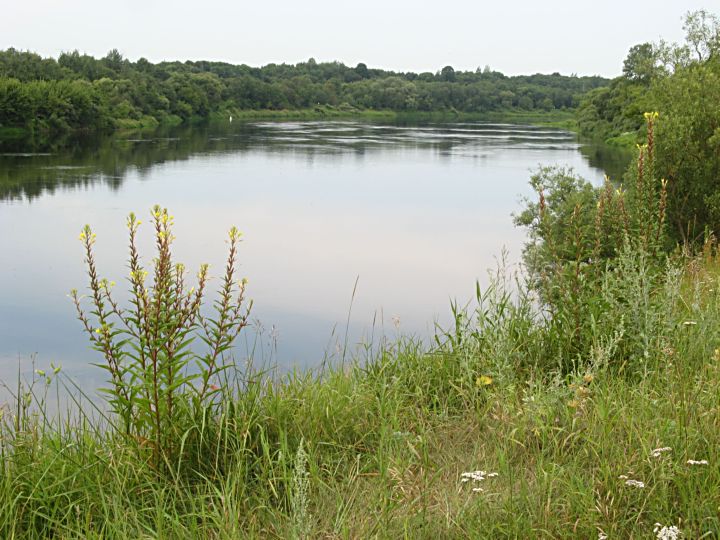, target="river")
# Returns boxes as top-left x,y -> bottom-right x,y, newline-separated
0,120 -> 629,390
